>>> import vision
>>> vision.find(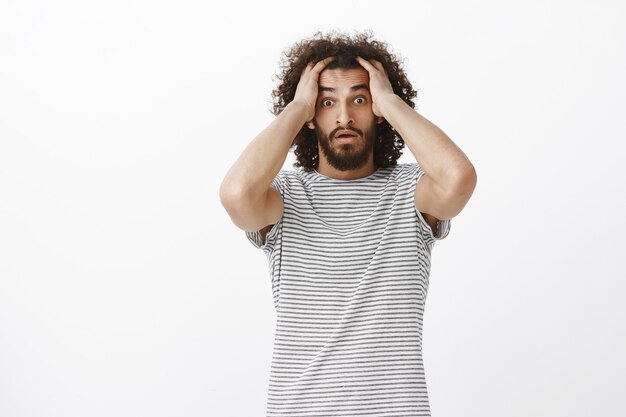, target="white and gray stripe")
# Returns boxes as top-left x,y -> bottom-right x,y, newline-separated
246,162 -> 451,416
